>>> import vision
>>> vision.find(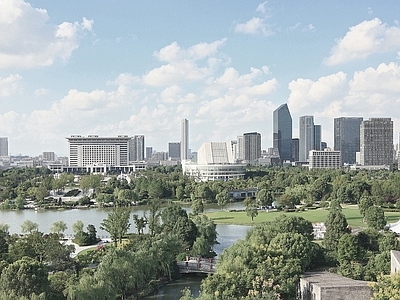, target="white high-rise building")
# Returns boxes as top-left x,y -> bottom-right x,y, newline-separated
0,137 -> 8,157
299,116 -> 314,162
66,135 -> 132,167
181,119 -> 189,160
